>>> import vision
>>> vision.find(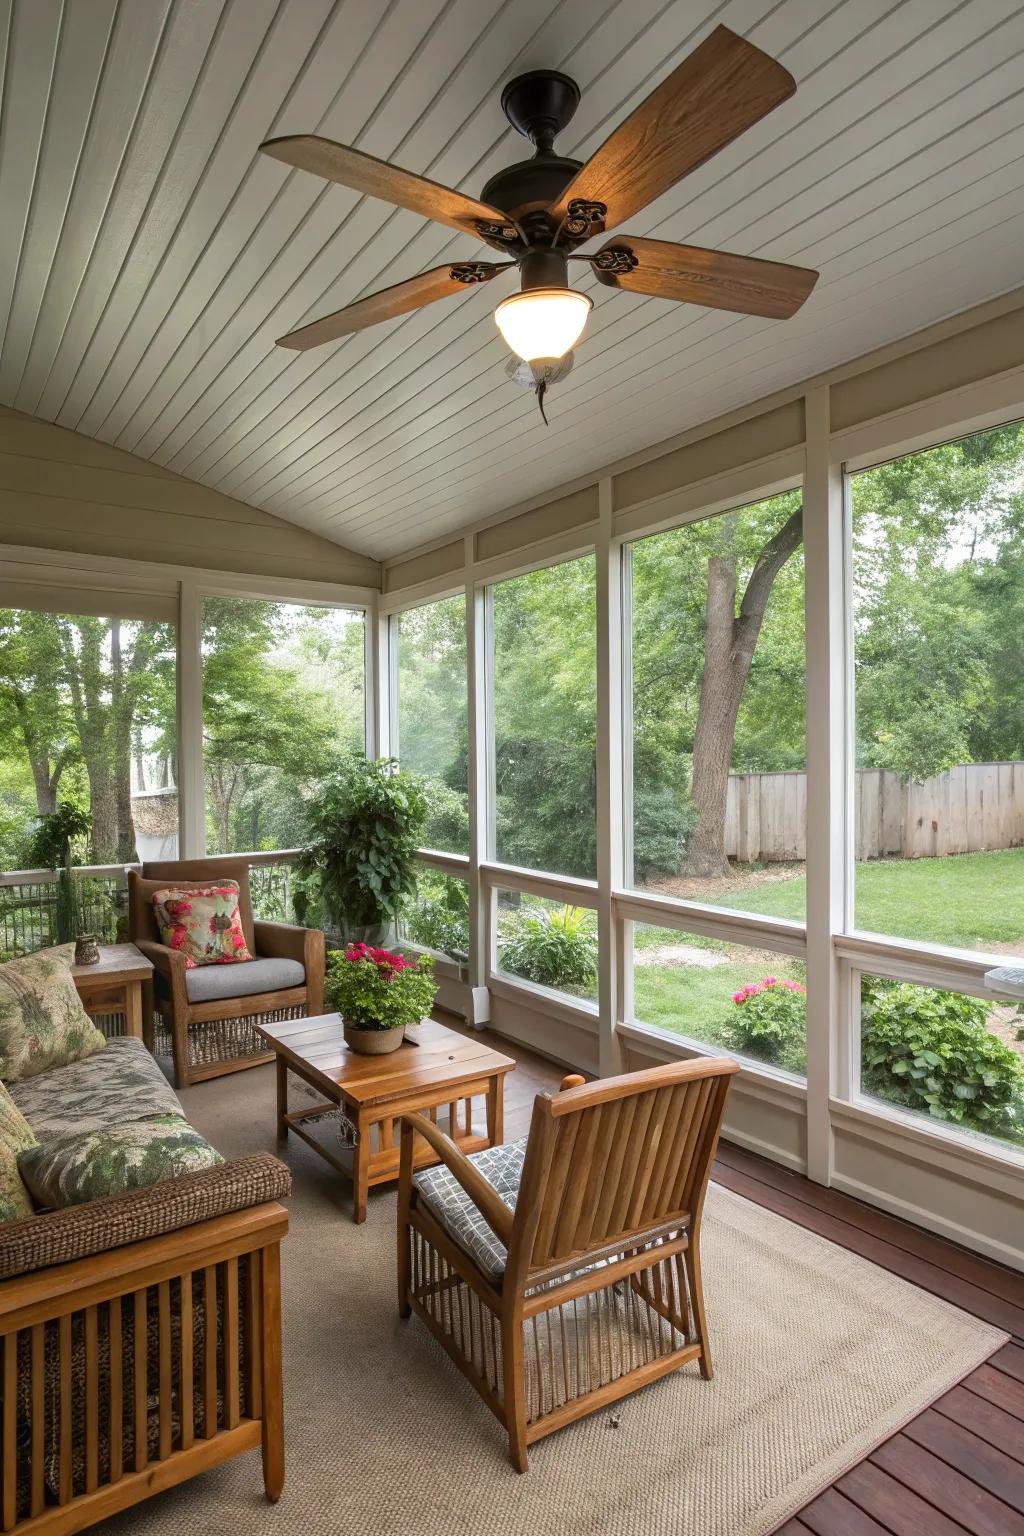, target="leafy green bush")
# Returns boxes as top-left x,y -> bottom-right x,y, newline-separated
498,904 -> 597,993
28,804 -> 91,868
324,945 -> 437,1031
297,757 -> 427,939
420,778 -> 469,852
403,872 -> 470,959
726,978 -> 806,1067
861,979 -> 1024,1140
